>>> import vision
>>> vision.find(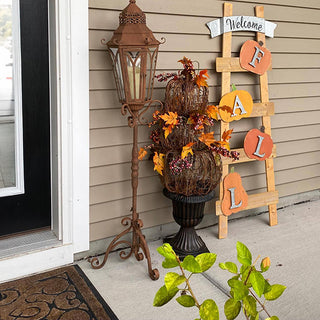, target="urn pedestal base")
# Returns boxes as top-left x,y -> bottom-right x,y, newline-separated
163,189 -> 215,260
164,227 -> 209,260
